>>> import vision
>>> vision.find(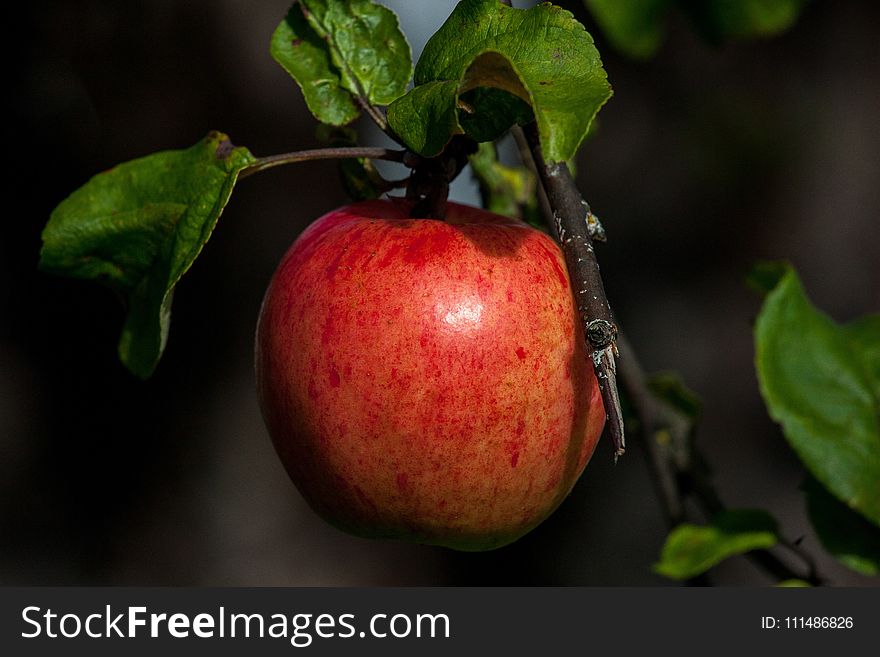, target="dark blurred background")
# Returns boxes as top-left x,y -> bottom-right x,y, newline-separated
2,0 -> 878,585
